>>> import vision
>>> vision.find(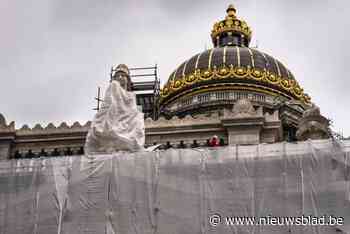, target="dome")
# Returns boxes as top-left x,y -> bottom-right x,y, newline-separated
160,47 -> 310,104
159,5 -> 310,115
